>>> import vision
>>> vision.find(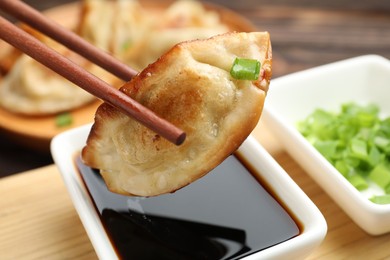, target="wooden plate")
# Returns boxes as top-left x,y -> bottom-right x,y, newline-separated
0,0 -> 256,151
